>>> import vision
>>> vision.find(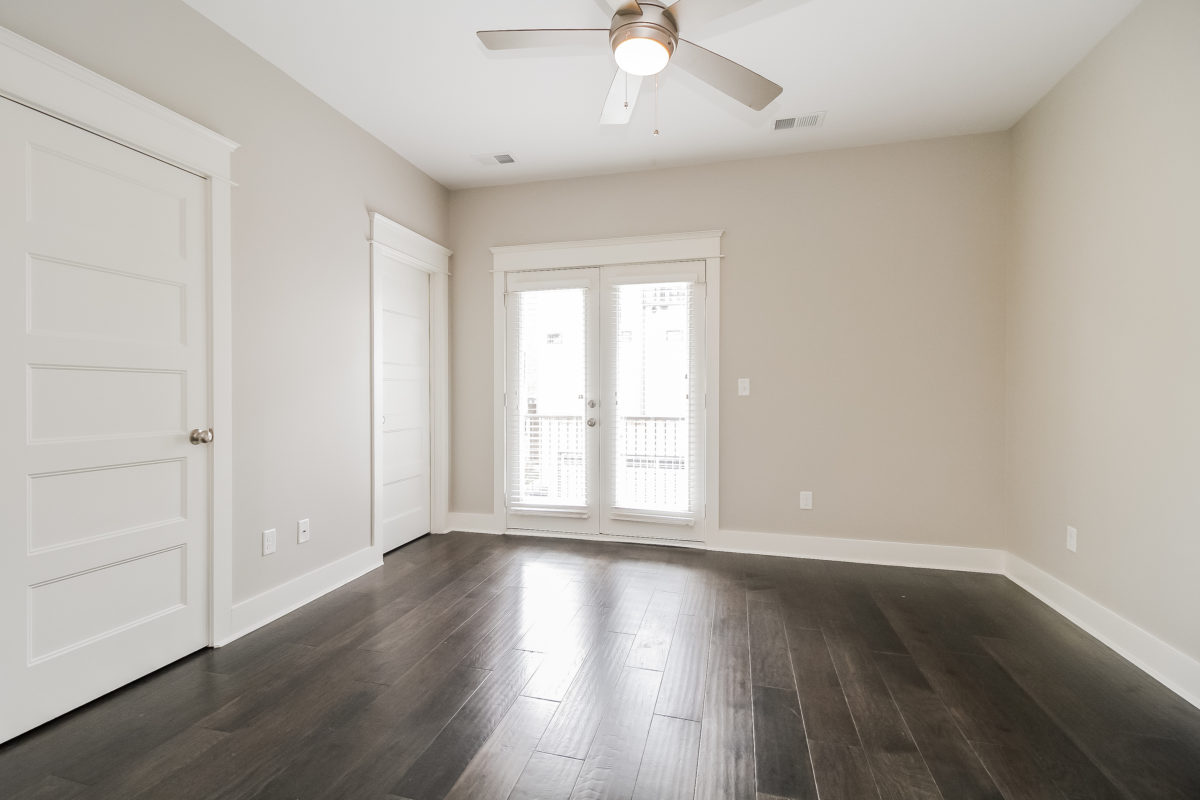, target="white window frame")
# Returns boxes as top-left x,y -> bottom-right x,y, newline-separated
491,231 -> 722,546
0,27 -> 239,642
